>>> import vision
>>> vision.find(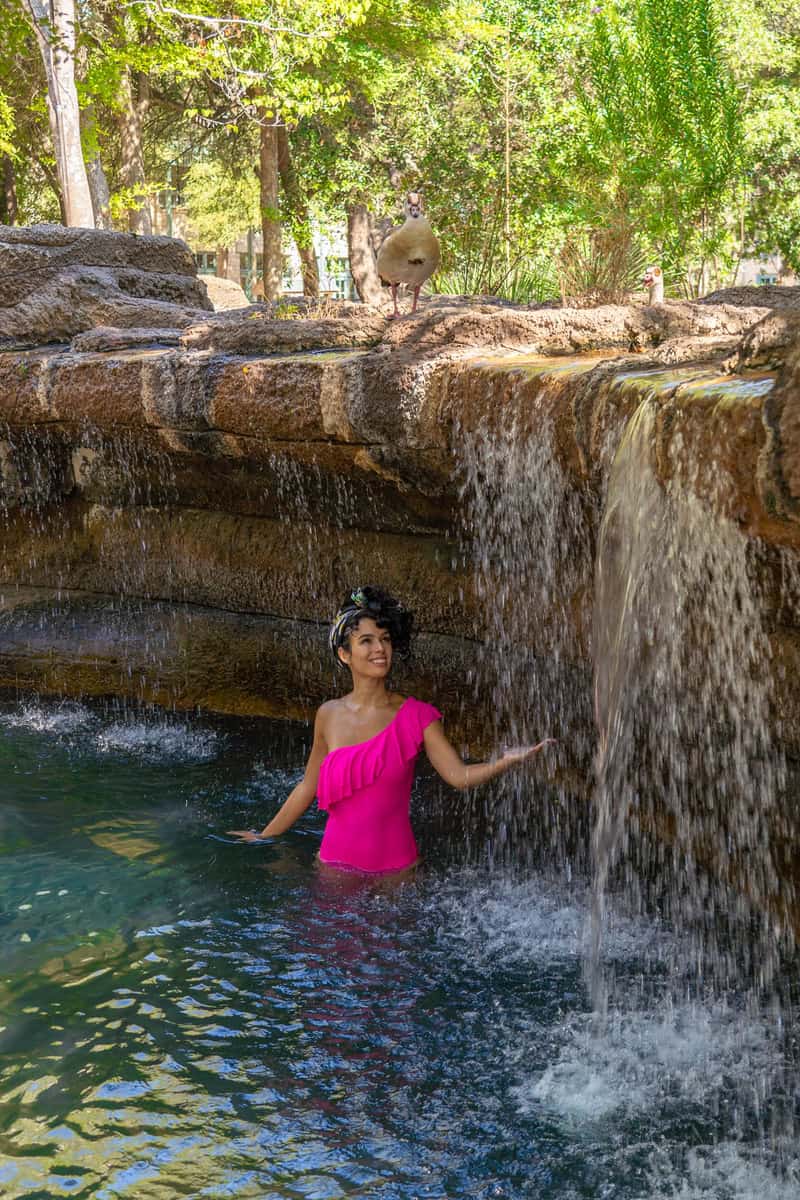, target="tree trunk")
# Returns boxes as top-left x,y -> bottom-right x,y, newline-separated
216,248 -> 241,283
86,154 -> 112,228
81,105 -> 111,228
276,125 -> 318,299
118,69 -> 152,234
23,0 -> 94,228
1,157 -> 18,224
259,116 -> 282,302
347,204 -> 384,305
370,213 -> 392,255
